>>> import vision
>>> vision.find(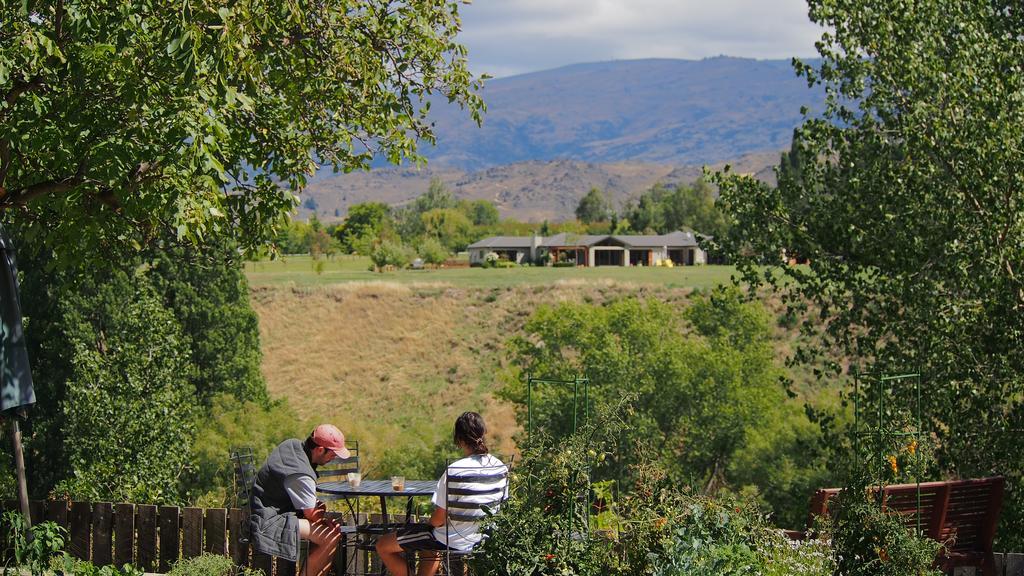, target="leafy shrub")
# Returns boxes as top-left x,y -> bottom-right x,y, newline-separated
52,270 -> 196,504
551,261 -> 576,268
417,237 -> 449,267
370,239 -> 415,271
825,480 -> 943,576
505,290 -> 832,528
1,512 -> 66,576
52,556 -> 142,576
186,394 -> 306,506
470,405 -> 627,576
166,553 -> 262,576
481,251 -> 501,268
471,404 -> 835,576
